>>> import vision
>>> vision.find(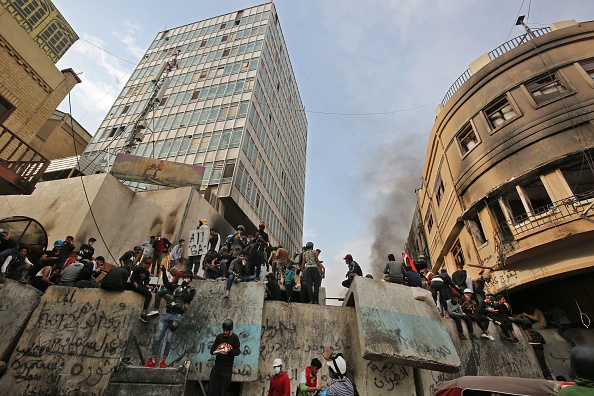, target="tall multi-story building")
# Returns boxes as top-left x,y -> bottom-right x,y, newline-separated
81,3 -> 307,251
0,0 -> 80,195
412,19 -> 594,324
